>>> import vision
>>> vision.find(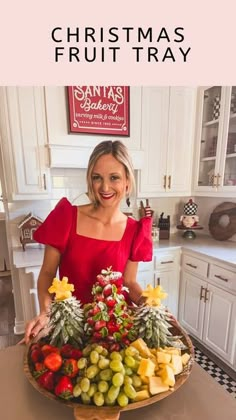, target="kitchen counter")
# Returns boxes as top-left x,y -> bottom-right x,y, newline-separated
13,234 -> 236,269
153,234 -> 236,267
0,345 -> 235,420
